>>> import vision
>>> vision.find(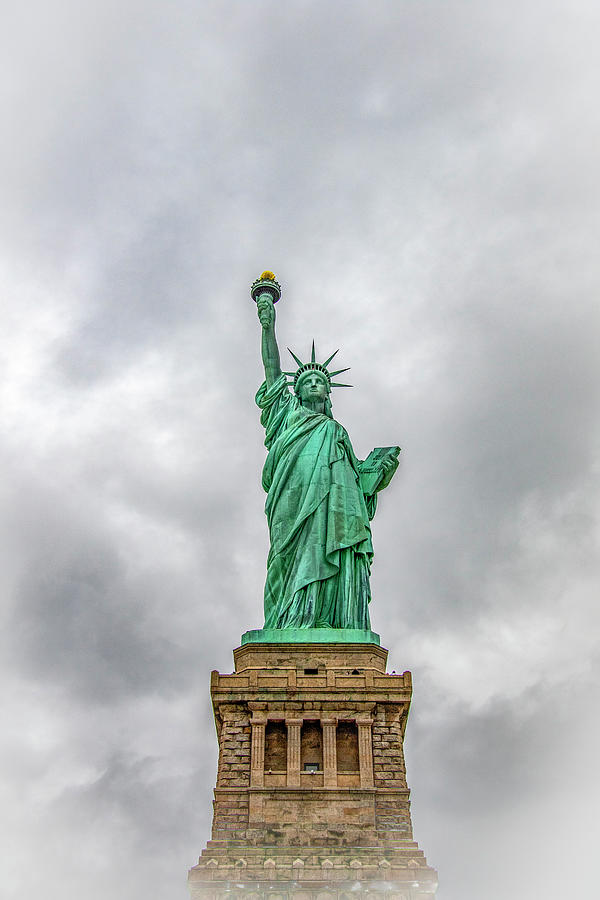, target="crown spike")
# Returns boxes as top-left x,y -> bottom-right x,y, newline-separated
288,348 -> 304,367
322,349 -> 340,368
311,340 -> 316,363
329,367 -> 351,377
330,382 -> 353,388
